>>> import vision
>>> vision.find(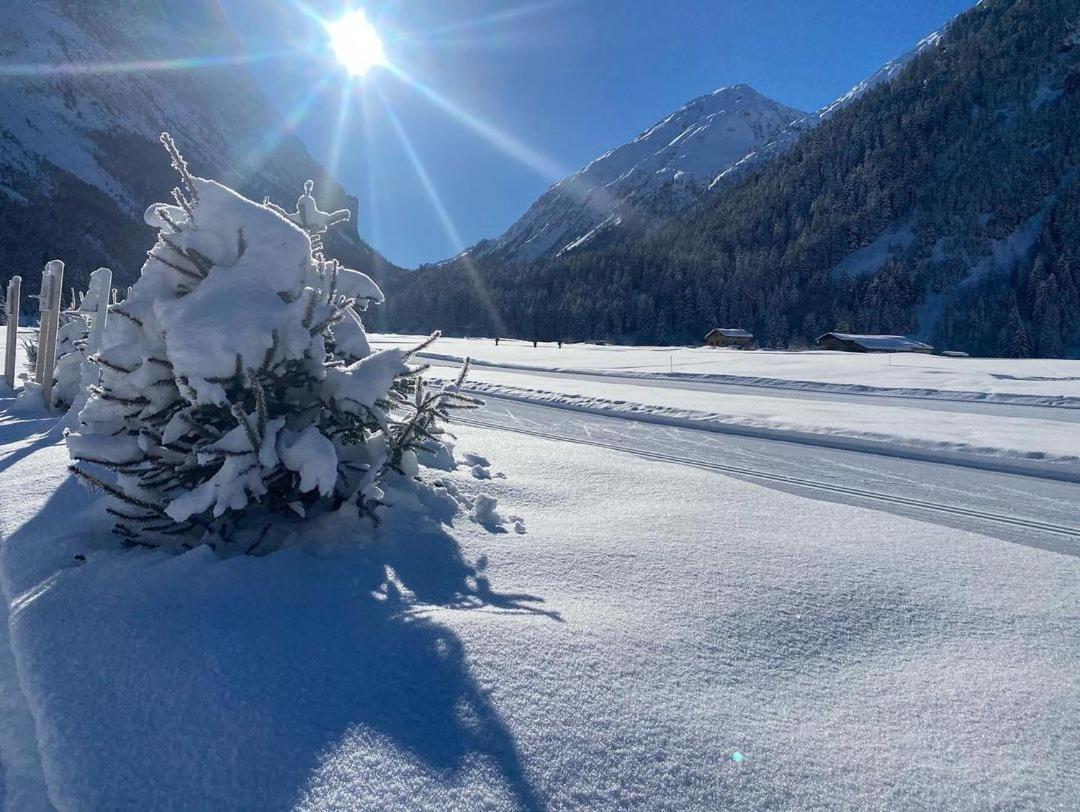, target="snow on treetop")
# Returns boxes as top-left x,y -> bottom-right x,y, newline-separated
146,179 -> 320,404
279,179 -> 351,235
